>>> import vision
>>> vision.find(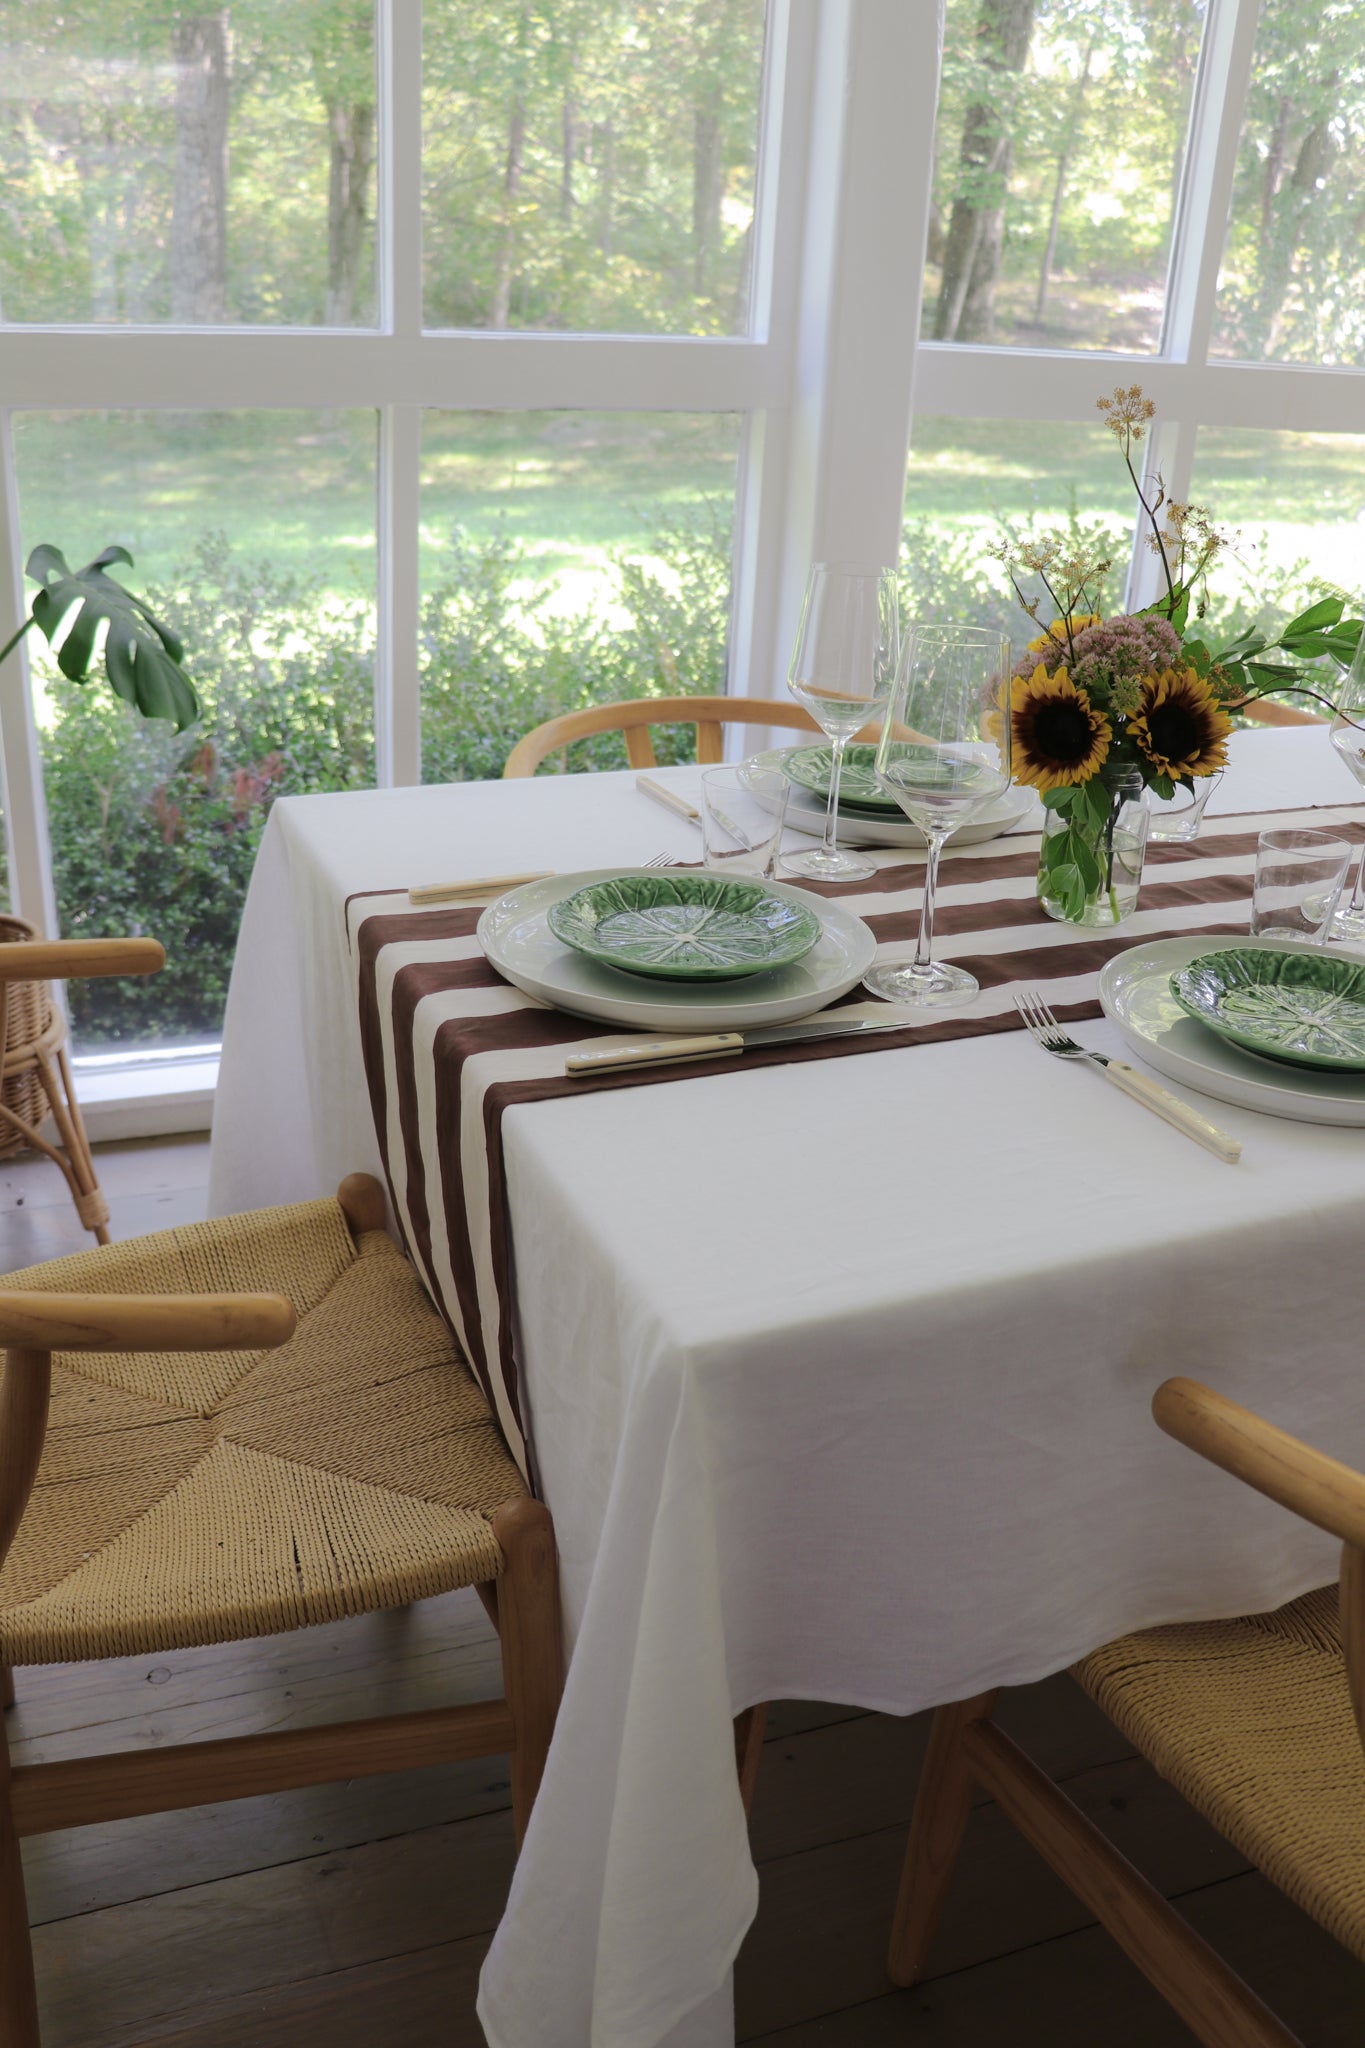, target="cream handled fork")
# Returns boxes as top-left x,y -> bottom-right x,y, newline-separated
1014,990 -> 1242,1164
